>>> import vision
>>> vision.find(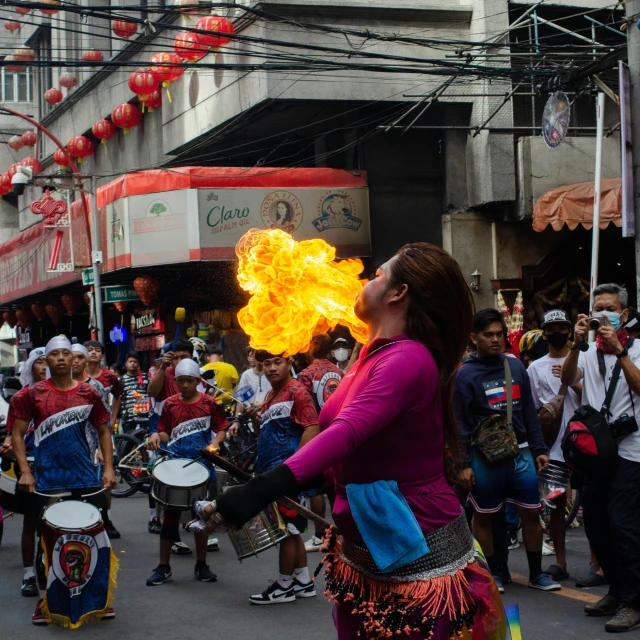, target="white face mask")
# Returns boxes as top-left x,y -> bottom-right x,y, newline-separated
334,348 -> 349,363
